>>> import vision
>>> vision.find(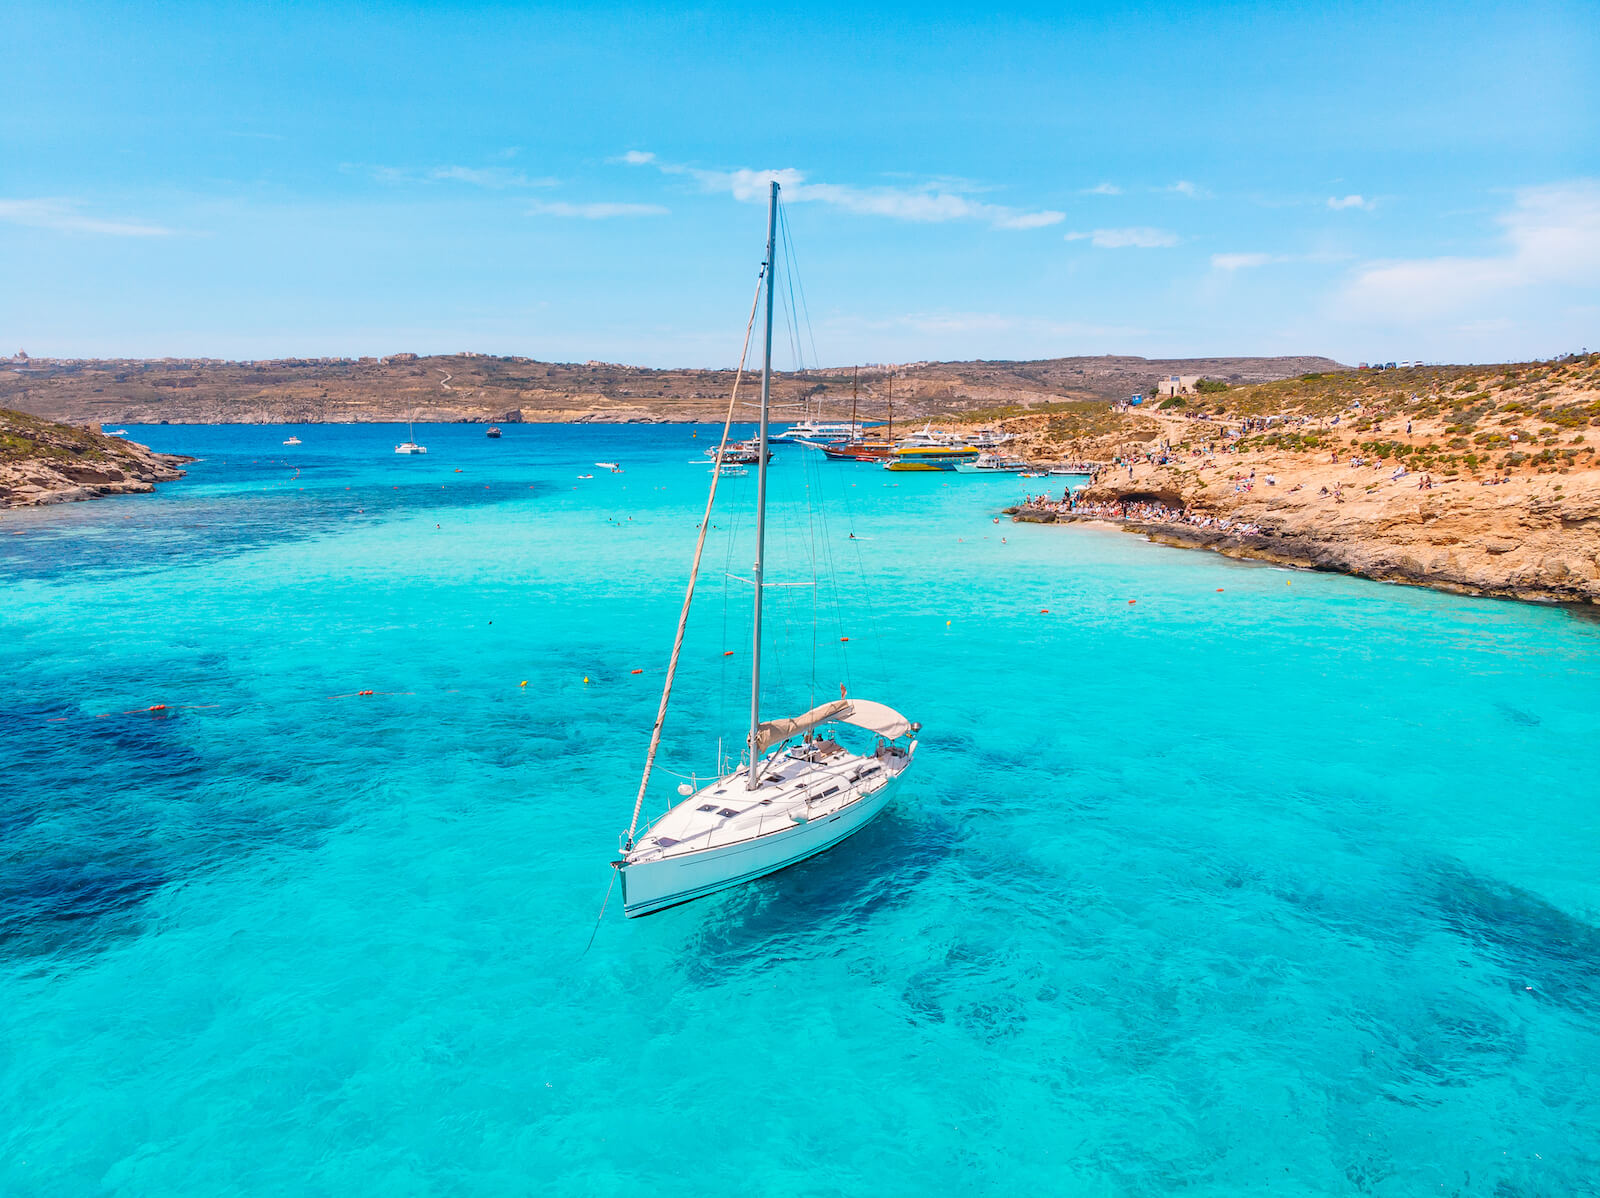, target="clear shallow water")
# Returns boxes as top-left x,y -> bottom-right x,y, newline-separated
3,423 -> 1598,1196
